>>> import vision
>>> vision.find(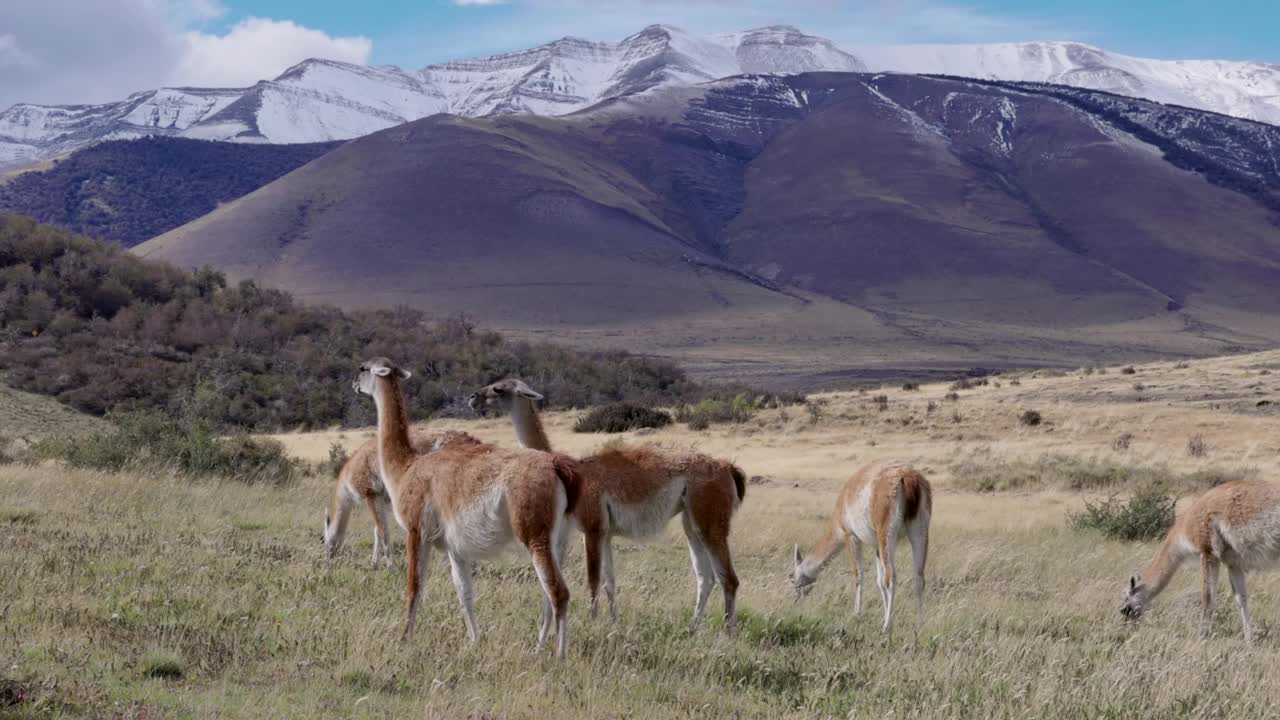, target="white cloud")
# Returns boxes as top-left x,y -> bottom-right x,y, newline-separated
0,1 -> 371,107
0,35 -> 36,69
410,0 -> 1068,64
174,18 -> 371,88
